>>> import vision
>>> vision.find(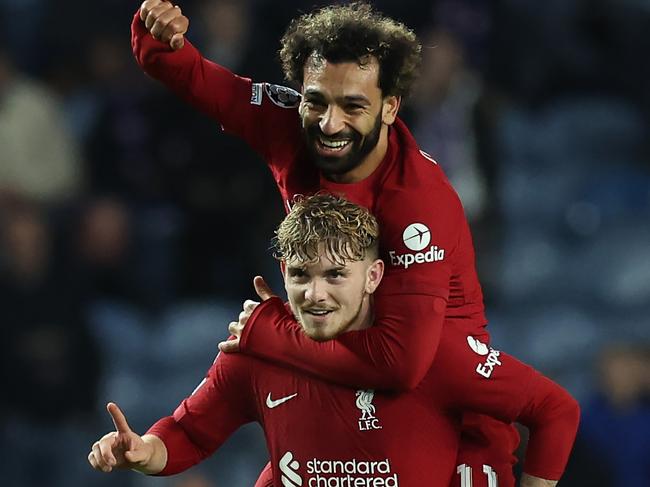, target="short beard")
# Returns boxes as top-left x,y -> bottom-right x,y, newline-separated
304,111 -> 383,177
299,291 -> 367,342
